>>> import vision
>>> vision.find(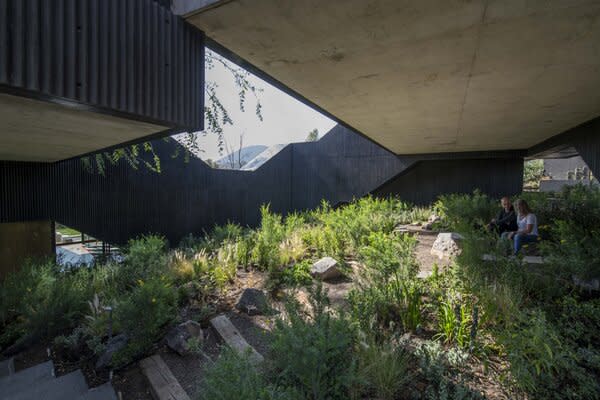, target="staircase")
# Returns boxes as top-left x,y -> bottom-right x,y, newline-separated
0,359 -> 118,400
